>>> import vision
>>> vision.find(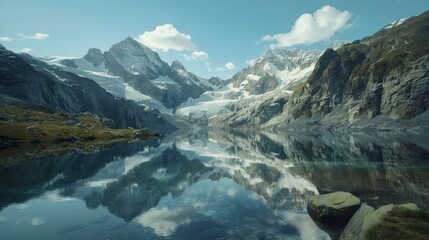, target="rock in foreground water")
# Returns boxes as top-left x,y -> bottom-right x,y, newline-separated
308,191 -> 361,219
